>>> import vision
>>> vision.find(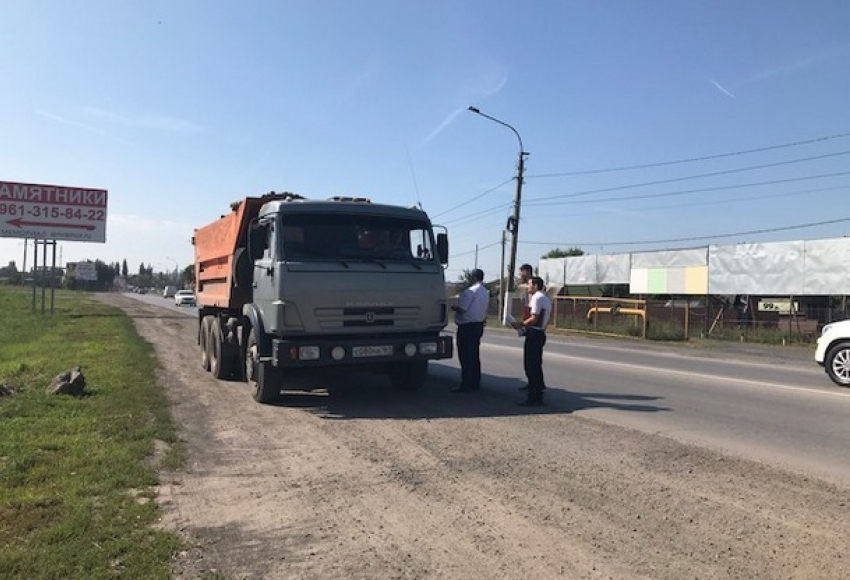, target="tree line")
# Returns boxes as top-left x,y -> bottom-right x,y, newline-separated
0,259 -> 195,292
